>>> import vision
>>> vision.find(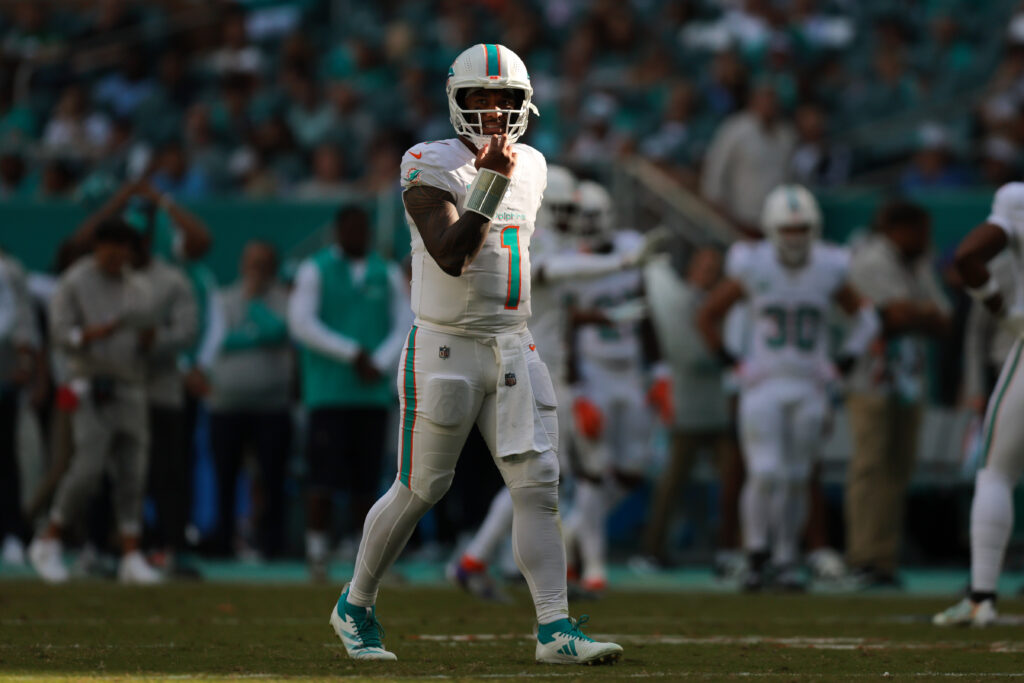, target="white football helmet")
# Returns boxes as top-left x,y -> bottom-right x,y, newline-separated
539,165 -> 578,233
446,43 -> 538,149
761,184 -> 822,266
576,180 -> 615,240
